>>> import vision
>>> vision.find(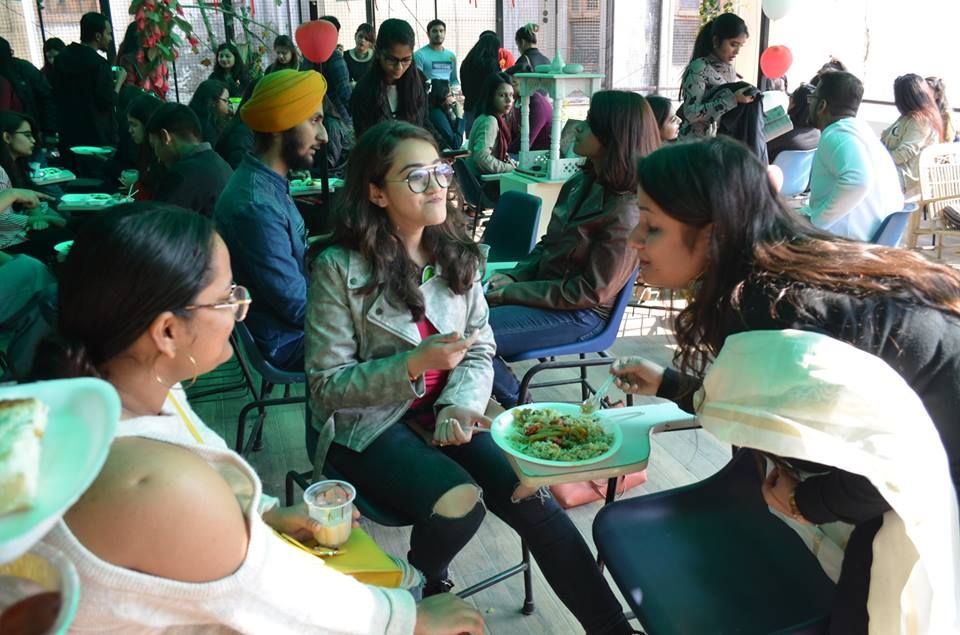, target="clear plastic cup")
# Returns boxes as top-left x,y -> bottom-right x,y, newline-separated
303,480 -> 355,548
120,169 -> 139,187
